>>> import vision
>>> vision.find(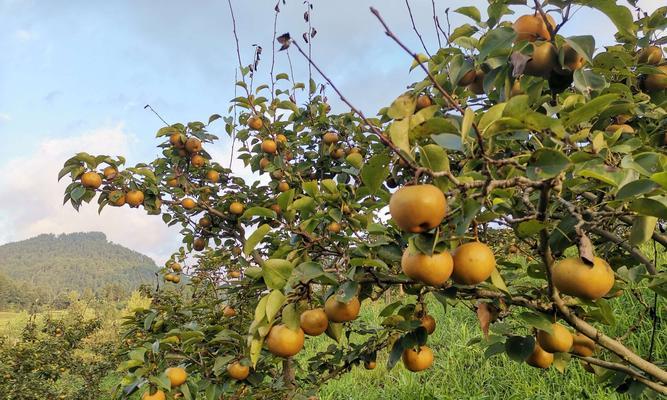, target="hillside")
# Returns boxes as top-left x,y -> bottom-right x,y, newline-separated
0,232 -> 158,306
